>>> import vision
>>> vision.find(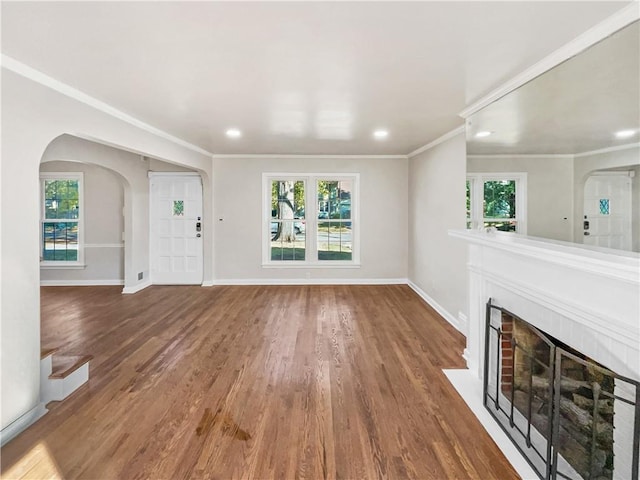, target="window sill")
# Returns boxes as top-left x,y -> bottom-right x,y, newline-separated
262,263 -> 361,269
40,262 -> 87,270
